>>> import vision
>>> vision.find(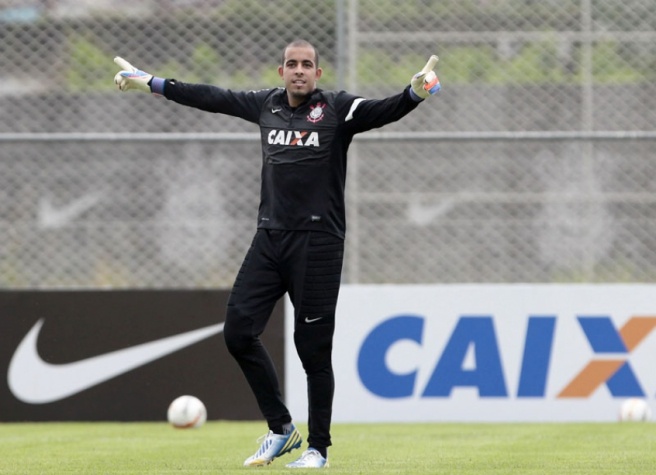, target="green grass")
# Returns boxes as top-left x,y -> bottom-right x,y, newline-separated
0,422 -> 655,474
